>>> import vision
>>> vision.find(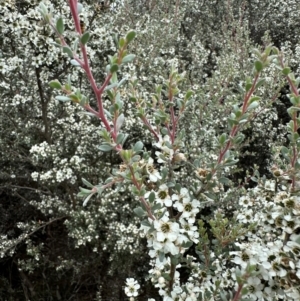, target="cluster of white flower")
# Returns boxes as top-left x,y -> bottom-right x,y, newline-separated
230,180 -> 300,300
4,0 -> 300,299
